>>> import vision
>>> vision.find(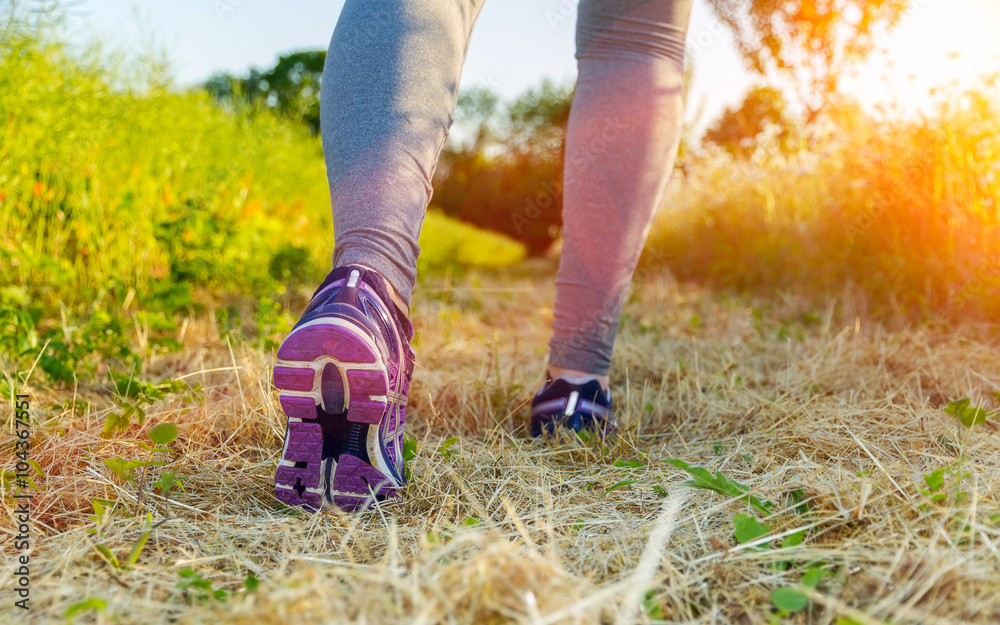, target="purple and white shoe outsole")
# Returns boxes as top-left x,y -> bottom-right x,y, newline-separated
273,271 -> 409,513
